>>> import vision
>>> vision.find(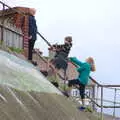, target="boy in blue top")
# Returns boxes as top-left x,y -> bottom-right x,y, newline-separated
68,57 -> 96,107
